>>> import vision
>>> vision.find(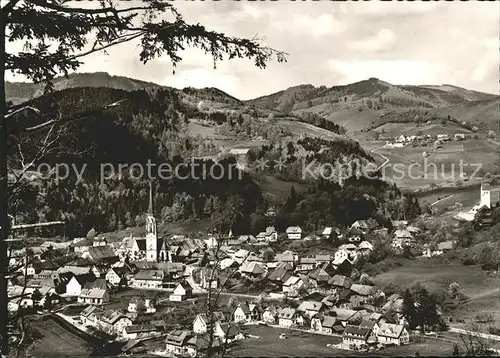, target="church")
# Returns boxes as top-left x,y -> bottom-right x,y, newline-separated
125,182 -> 171,262
454,182 -> 500,222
